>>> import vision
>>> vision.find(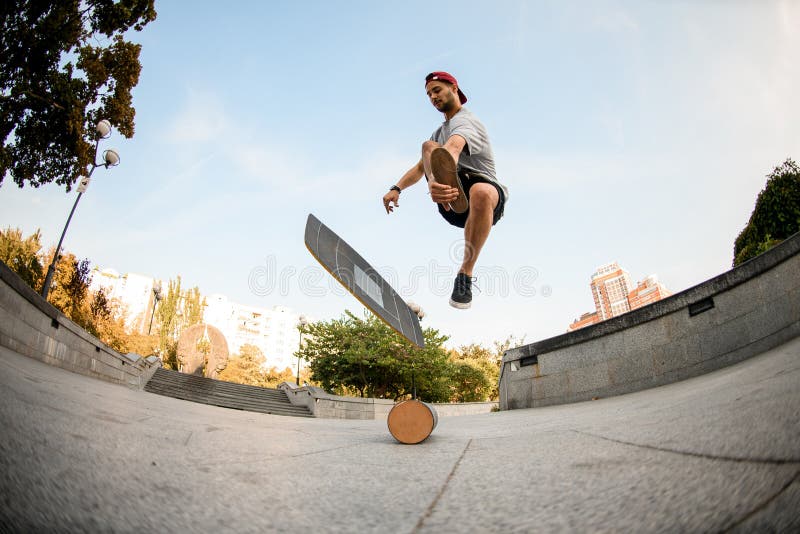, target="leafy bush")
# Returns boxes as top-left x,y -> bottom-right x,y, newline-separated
733,158 -> 800,266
